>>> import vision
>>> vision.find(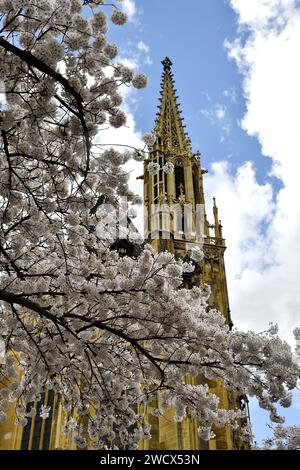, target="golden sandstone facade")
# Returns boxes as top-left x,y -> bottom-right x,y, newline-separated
0,57 -> 248,450
141,57 -> 248,450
